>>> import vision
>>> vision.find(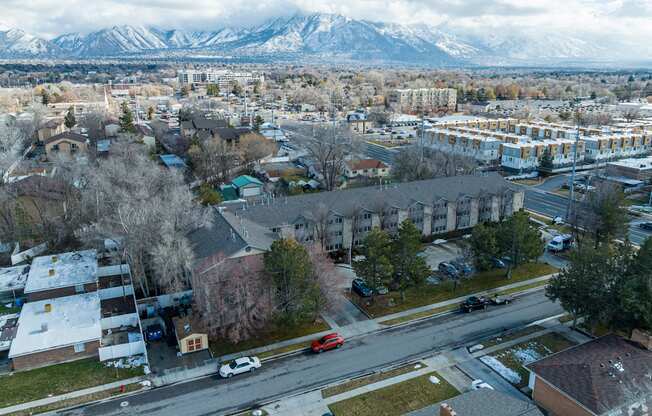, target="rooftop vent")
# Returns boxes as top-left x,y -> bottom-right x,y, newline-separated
51,255 -> 58,263
183,323 -> 191,334
41,323 -> 48,332
44,303 -> 52,313
48,269 -> 55,277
